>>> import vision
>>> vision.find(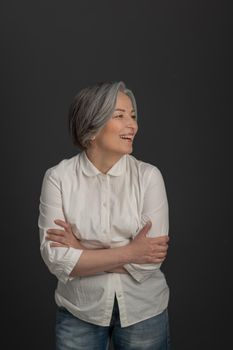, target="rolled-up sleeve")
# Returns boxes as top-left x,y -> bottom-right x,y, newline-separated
38,168 -> 83,284
124,167 -> 169,283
